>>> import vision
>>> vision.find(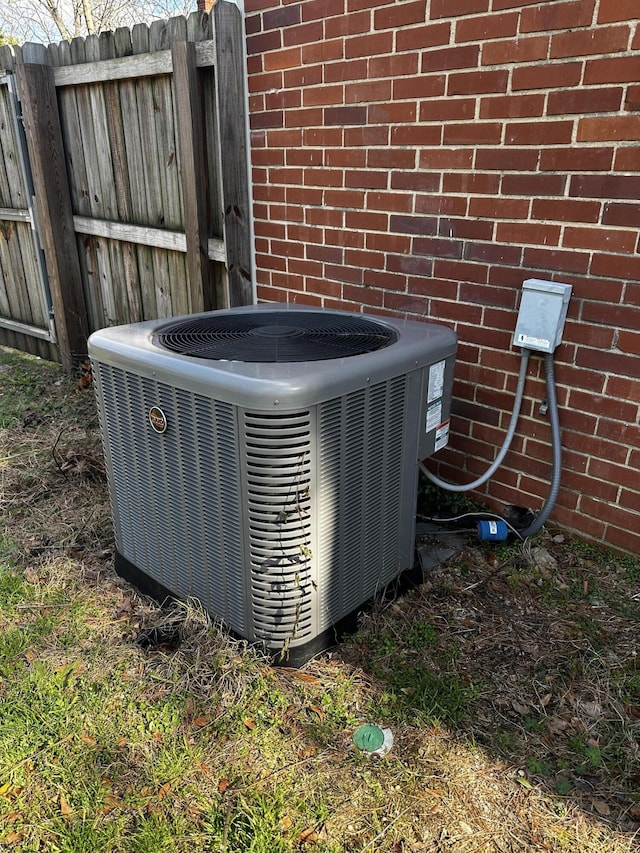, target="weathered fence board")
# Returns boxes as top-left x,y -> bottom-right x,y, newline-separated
0,3 -> 253,366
